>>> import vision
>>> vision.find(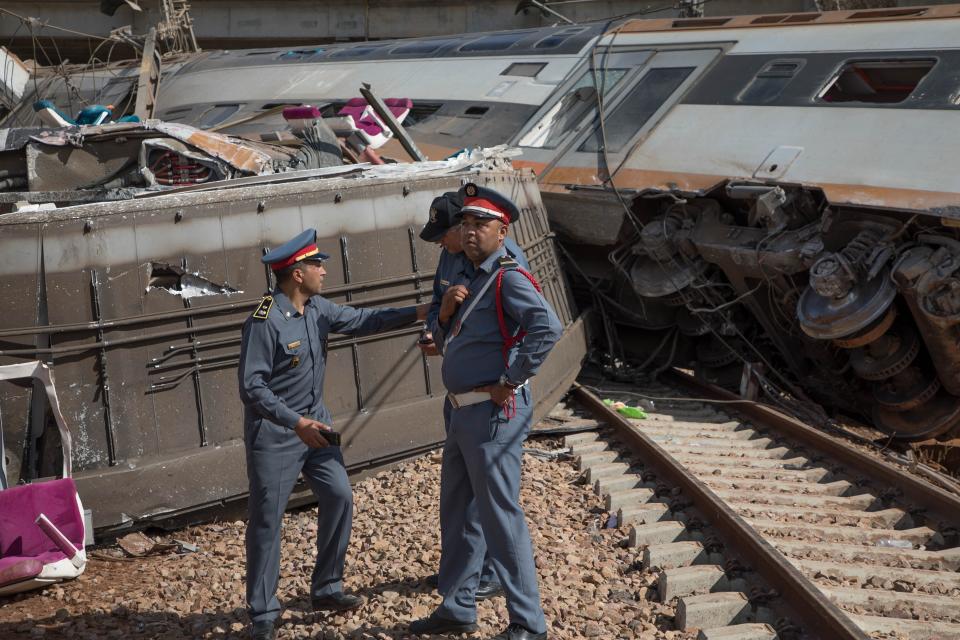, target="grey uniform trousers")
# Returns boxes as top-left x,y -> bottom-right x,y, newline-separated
437,398 -> 500,595
436,388 -> 546,633
245,420 -> 352,624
